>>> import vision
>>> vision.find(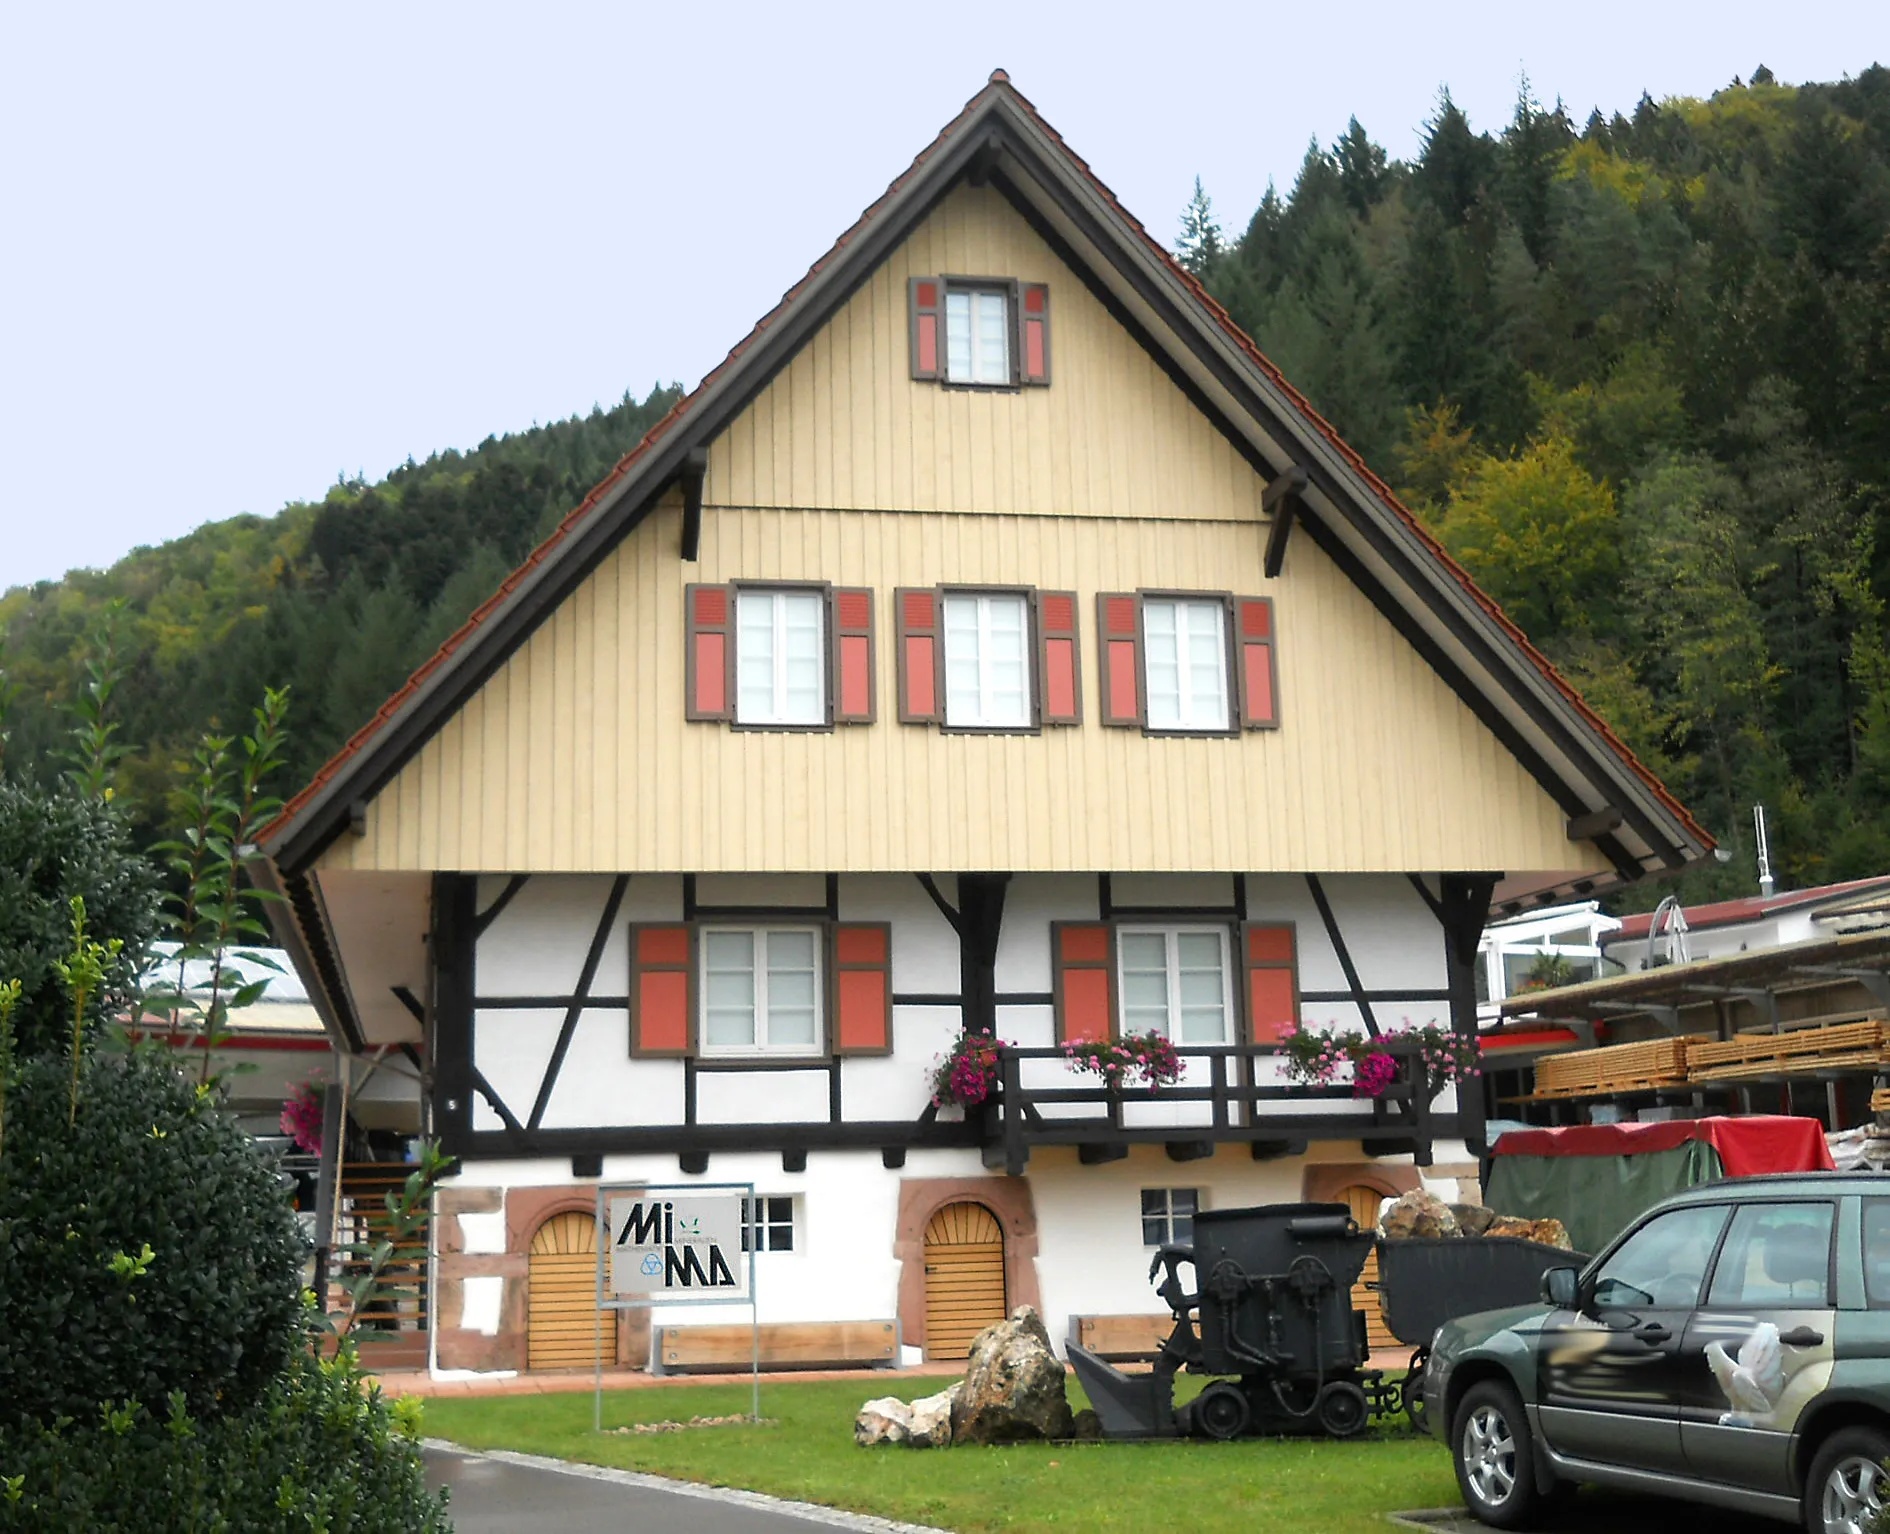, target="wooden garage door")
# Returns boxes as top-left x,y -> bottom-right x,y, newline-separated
528,1211 -> 607,1371
1340,1186 -> 1398,1355
924,1202 -> 1006,1361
